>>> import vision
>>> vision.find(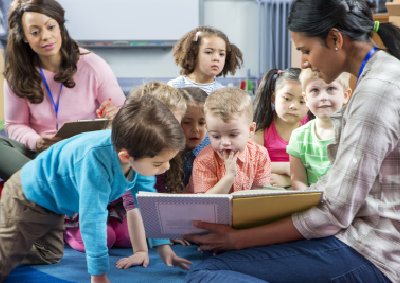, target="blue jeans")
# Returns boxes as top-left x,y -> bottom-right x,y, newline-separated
185,236 -> 392,283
